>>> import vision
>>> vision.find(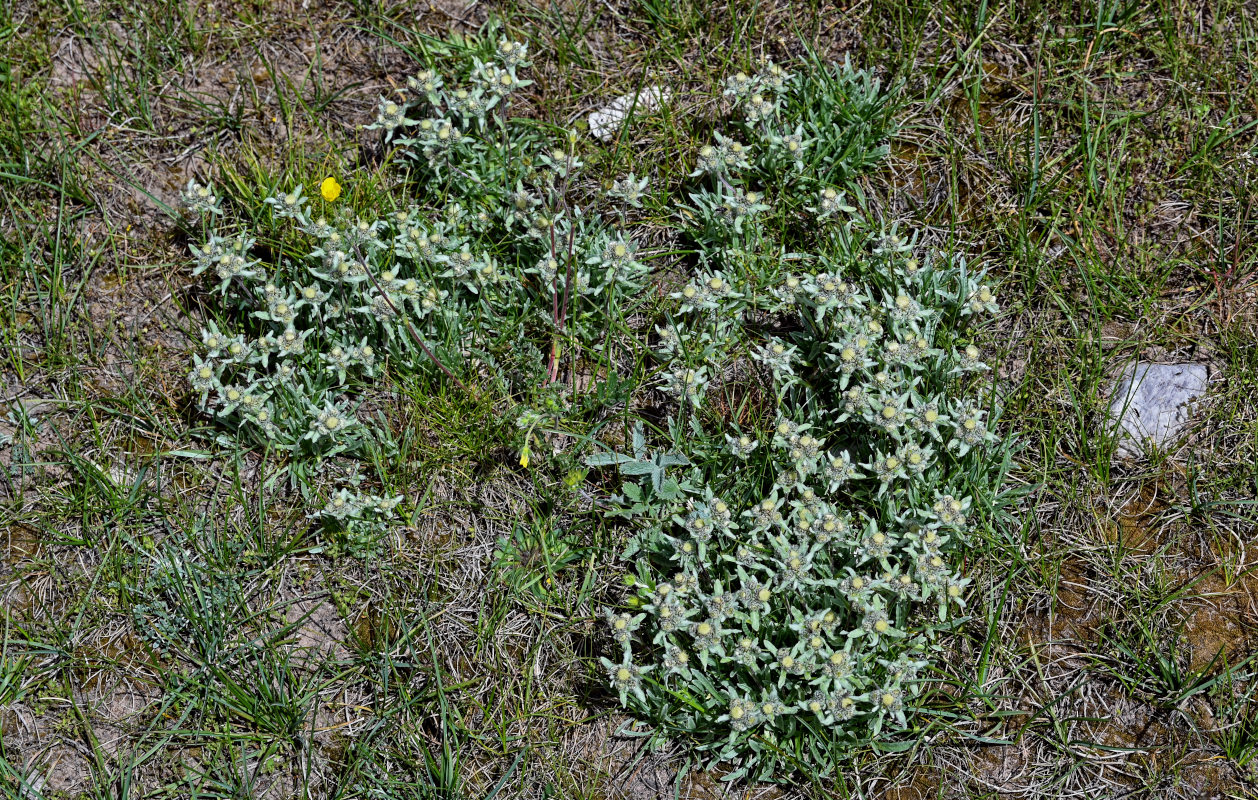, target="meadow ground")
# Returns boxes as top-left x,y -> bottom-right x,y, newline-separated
2,0 -> 1257,798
